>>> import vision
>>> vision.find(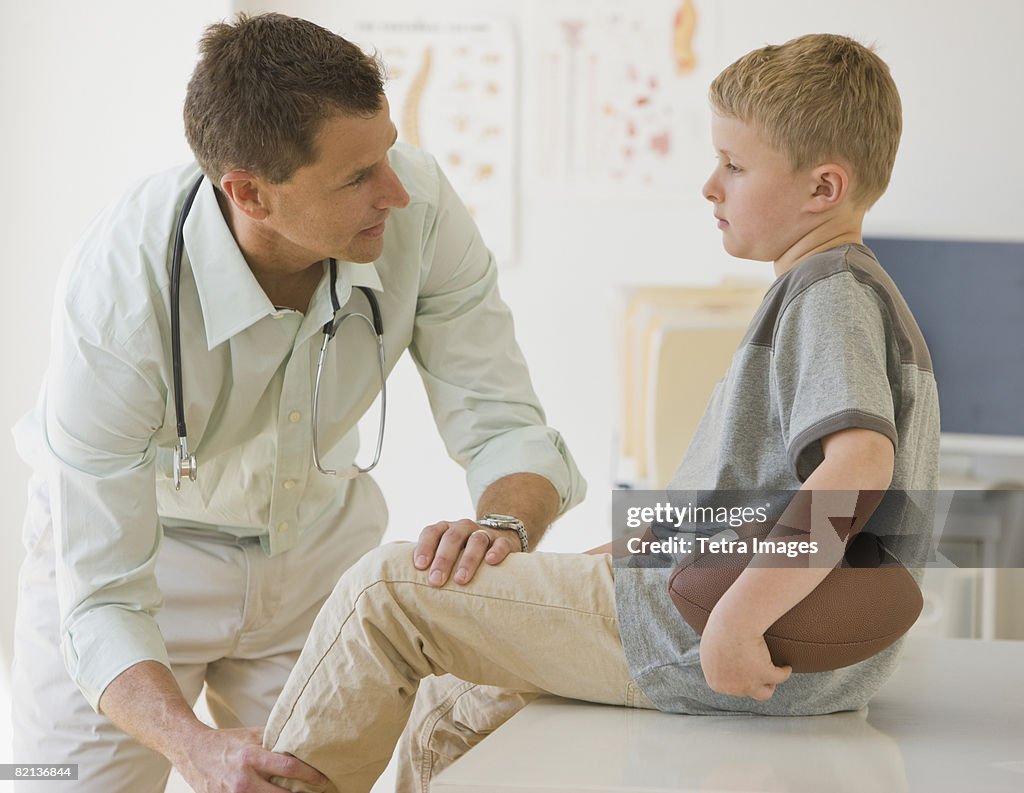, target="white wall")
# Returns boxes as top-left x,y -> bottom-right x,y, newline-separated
2,0 -> 1022,787
0,1 -> 229,786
